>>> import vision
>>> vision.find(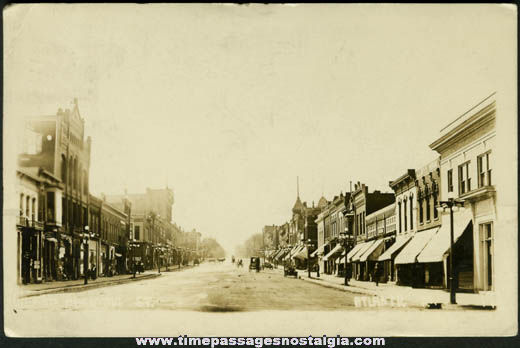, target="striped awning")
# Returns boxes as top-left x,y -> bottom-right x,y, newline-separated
310,241 -> 330,258
323,244 -> 342,261
351,240 -> 376,262
378,236 -> 411,261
